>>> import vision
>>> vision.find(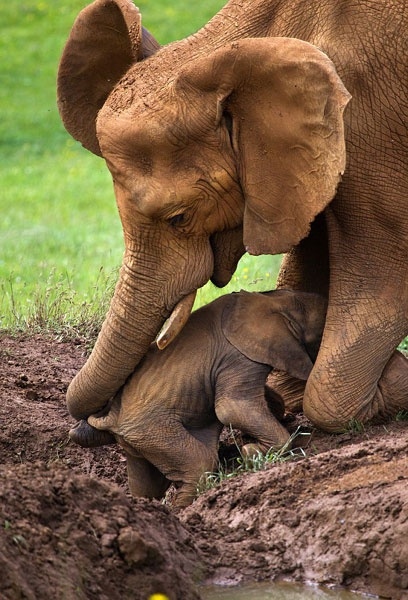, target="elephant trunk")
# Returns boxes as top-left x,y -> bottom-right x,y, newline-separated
67,258 -> 169,420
